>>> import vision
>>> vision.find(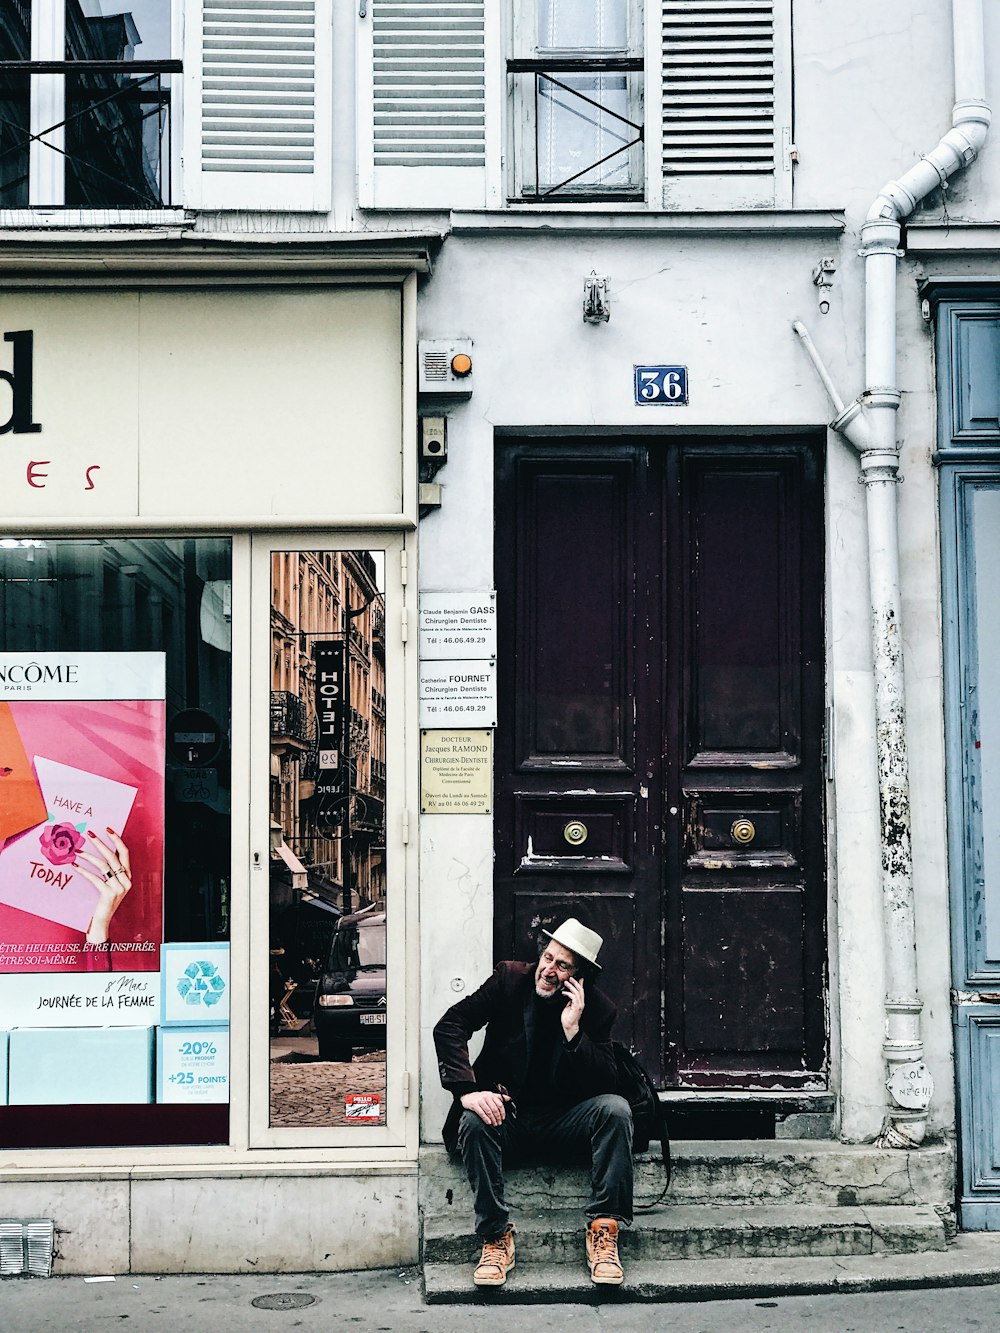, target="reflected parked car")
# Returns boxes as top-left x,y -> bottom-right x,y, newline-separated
313,907 -> 387,1062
